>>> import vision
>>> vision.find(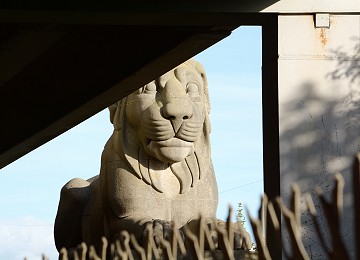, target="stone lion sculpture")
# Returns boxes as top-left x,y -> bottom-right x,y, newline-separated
54,59 -> 251,252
